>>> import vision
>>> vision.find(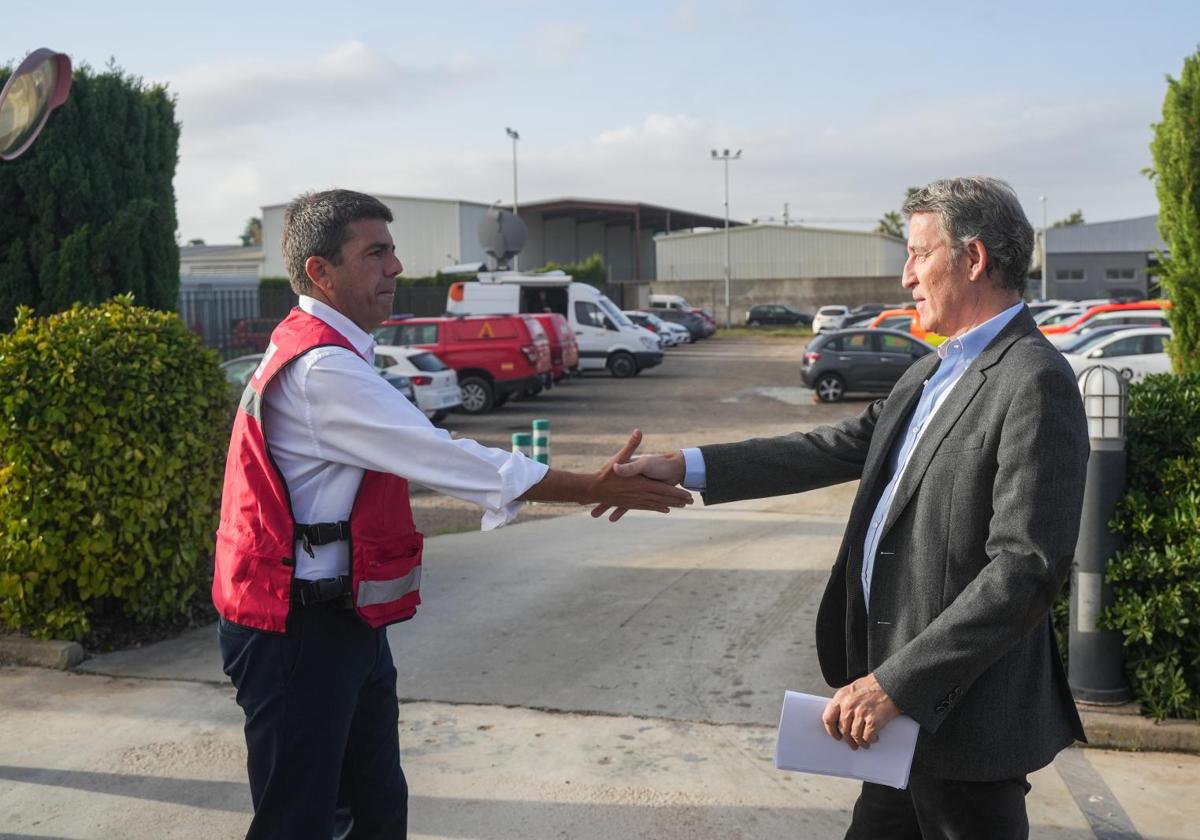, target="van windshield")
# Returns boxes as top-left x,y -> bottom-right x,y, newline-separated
597,297 -> 633,327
